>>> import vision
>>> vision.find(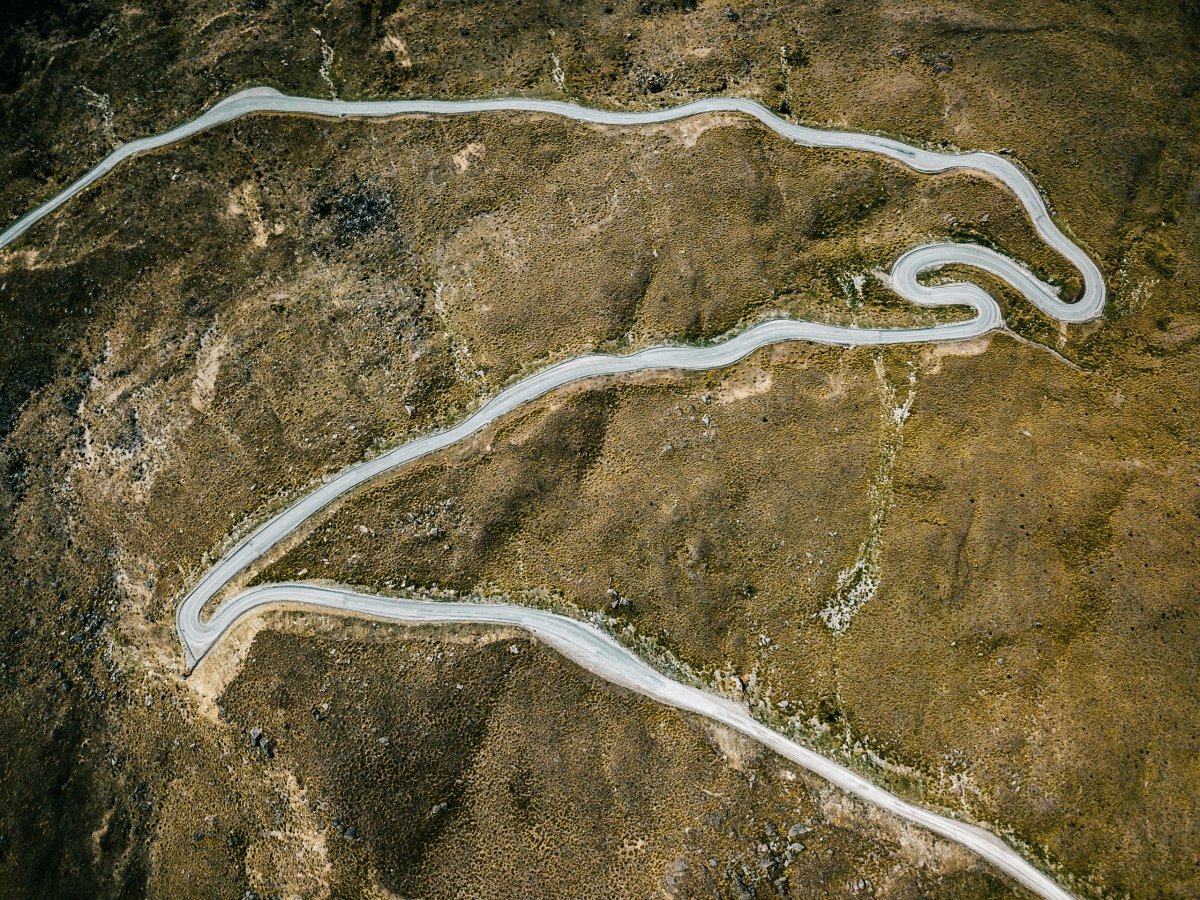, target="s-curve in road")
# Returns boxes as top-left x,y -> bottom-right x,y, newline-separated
189,583 -> 1075,900
173,235 -> 1071,669
3,87 -> 1099,899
